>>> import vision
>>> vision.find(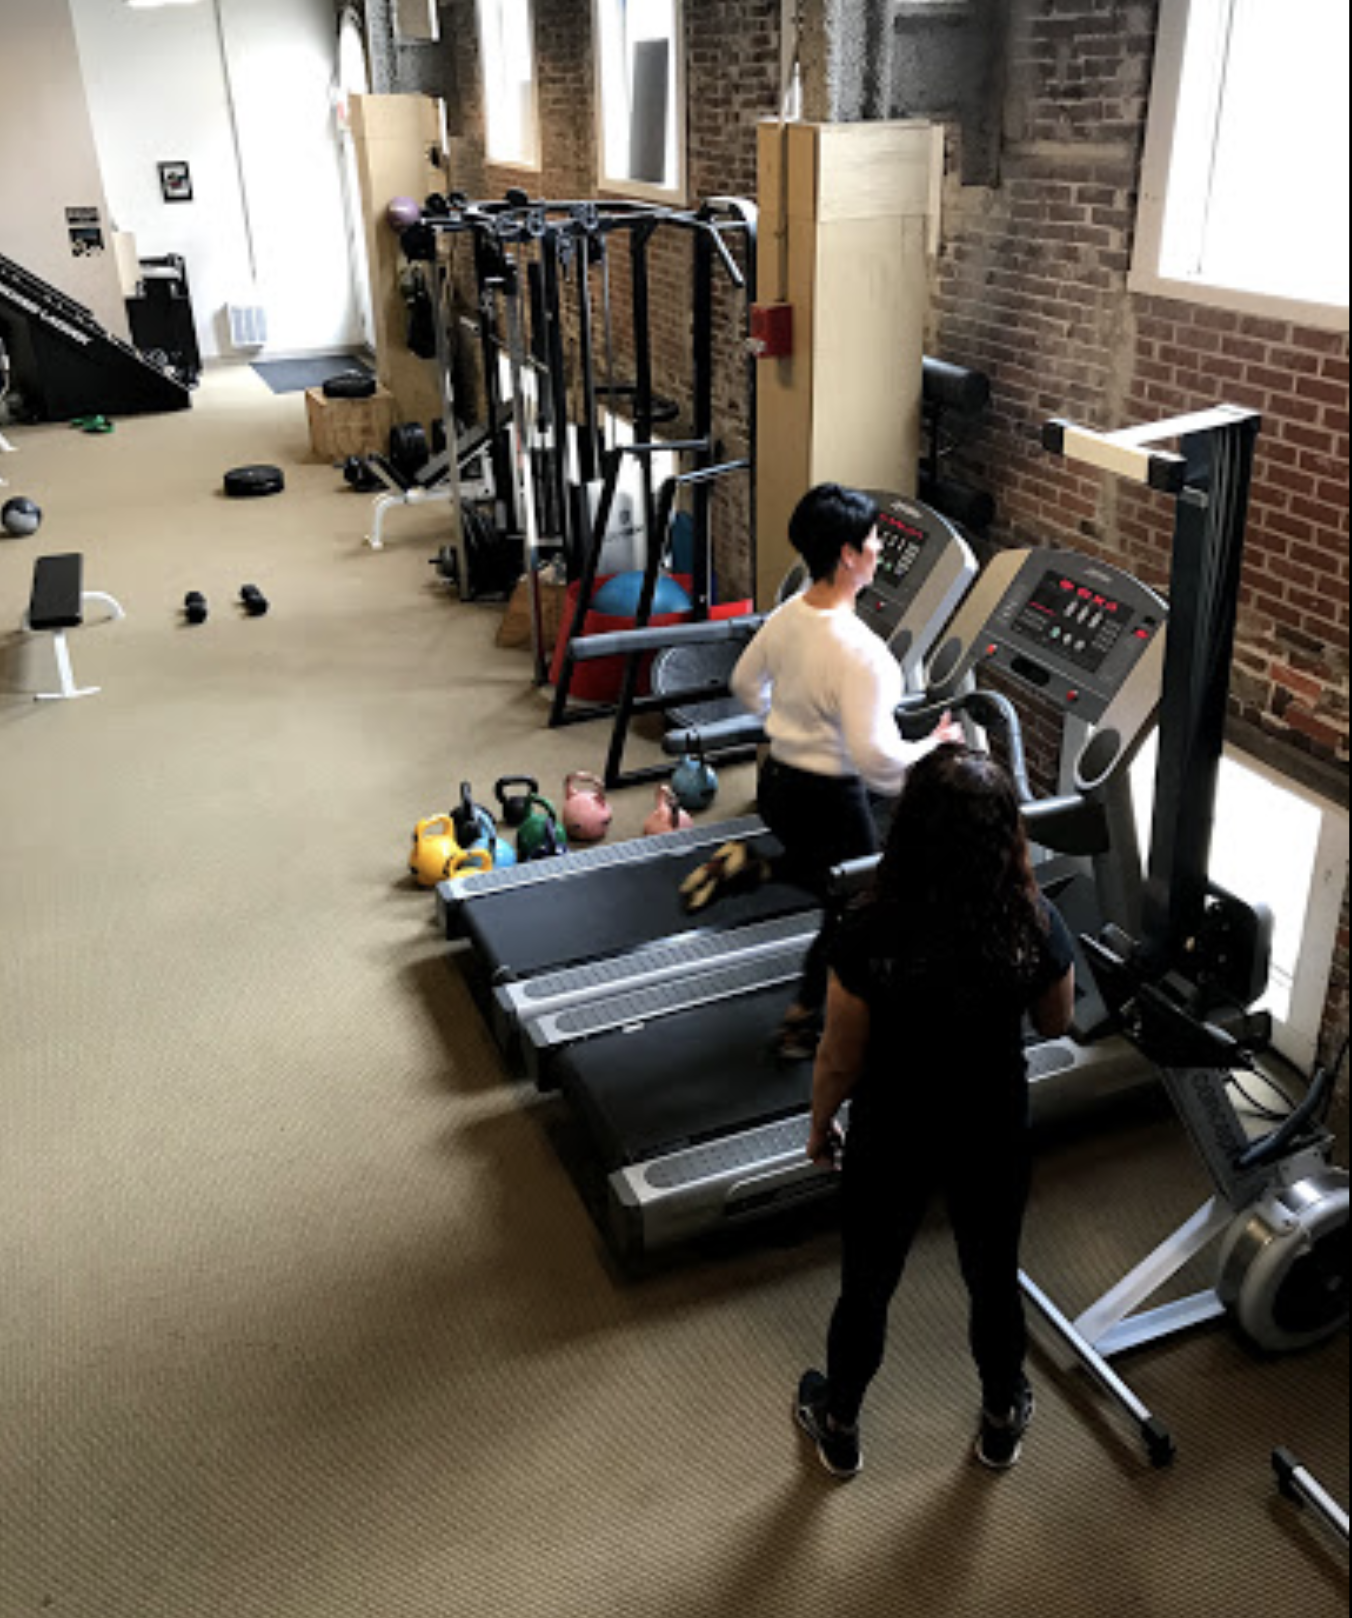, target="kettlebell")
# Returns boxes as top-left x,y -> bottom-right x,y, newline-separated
495,774 -> 539,830
562,771 -> 613,844
453,782 -> 517,869
516,794 -> 568,863
409,815 -> 493,889
643,784 -> 693,837
670,732 -> 719,814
